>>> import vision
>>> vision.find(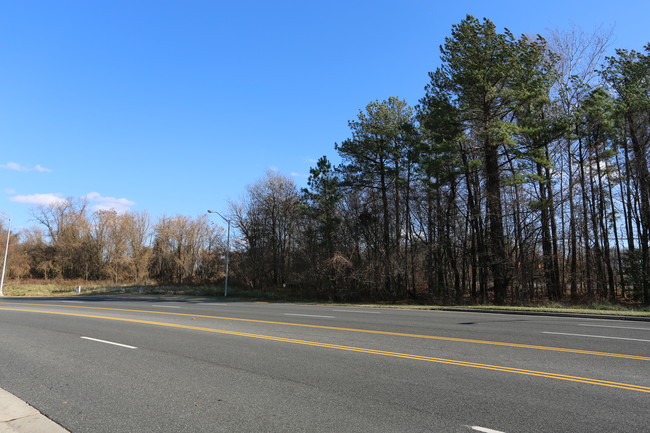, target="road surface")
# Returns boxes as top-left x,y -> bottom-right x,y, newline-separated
0,298 -> 648,432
